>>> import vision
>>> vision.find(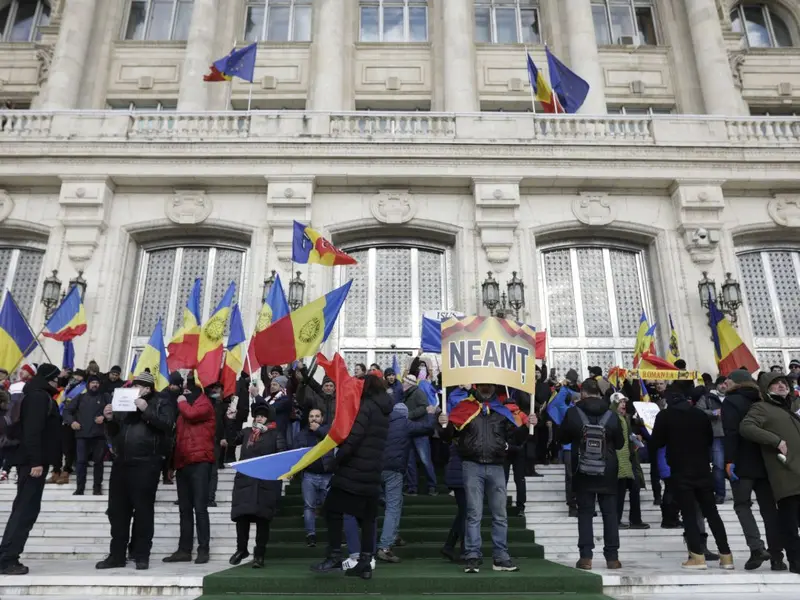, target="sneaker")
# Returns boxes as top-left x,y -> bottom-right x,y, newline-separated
162,550 -> 192,563
403,490 -> 418,497
606,559 -> 623,569
341,556 -> 376,570
95,556 -> 126,570
575,558 -> 592,570
661,521 -> 683,529
682,552 -> 708,570
719,553 -> 734,570
492,558 -> 519,572
629,522 -> 650,530
306,534 -> 316,548
377,548 -> 401,563
744,548 -> 770,571
464,558 -> 480,573
0,562 -> 29,575
252,556 -> 265,569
